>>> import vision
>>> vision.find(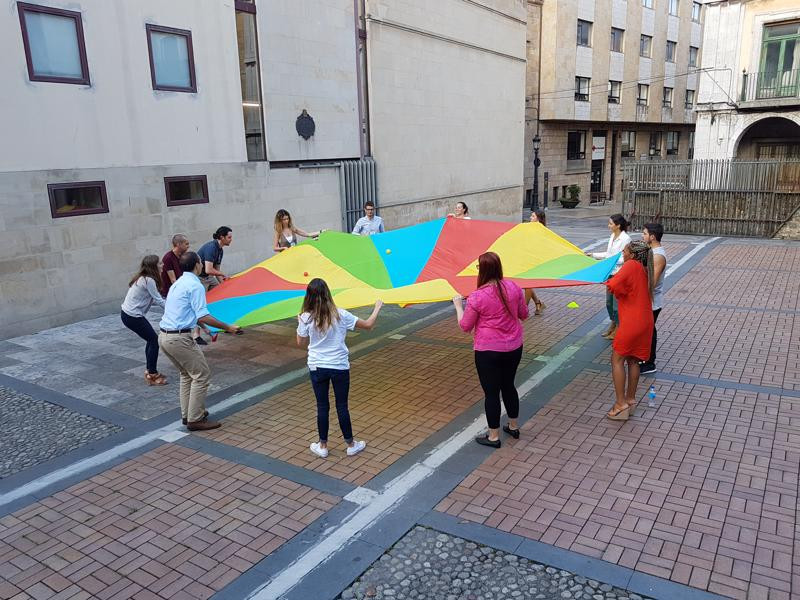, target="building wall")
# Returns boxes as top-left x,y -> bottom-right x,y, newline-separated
695,0 -> 800,160
527,0 -> 702,203
365,0 -> 527,223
